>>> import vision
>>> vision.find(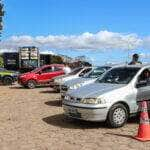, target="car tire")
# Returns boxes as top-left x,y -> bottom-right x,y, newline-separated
27,80 -> 36,89
3,76 -> 13,85
56,89 -> 60,93
107,103 -> 128,128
